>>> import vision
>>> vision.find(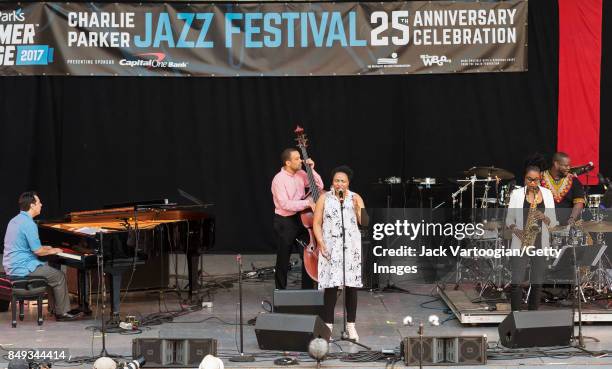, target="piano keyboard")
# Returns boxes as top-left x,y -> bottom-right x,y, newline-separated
57,252 -> 82,261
